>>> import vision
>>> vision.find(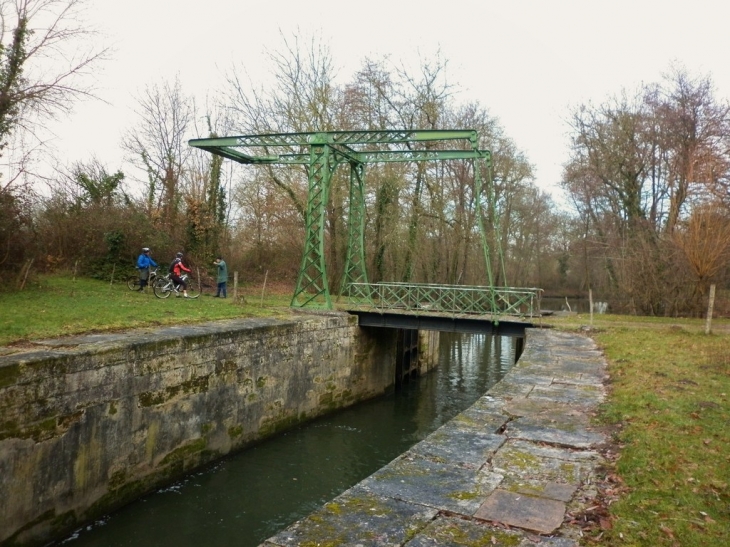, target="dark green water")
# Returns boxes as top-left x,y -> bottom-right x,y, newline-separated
57,333 -> 517,547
